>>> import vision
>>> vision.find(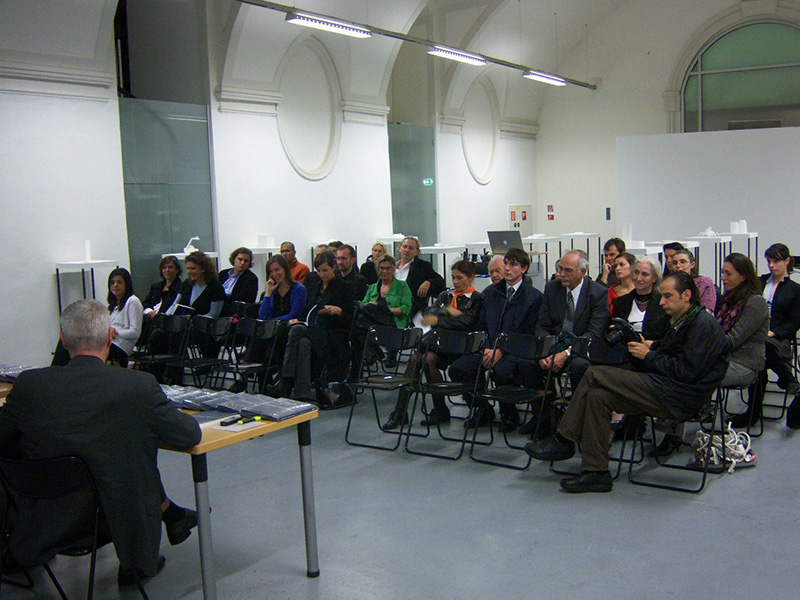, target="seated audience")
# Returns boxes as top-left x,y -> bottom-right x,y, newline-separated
142,256 -> 182,317
166,251 -> 225,318
672,248 -> 717,313
525,271 -> 729,493
360,241 -> 388,286
596,238 -> 626,288
488,255 -> 505,285
280,241 -> 310,284
383,260 -> 485,430
661,242 -> 685,277
607,252 -> 636,314
611,256 -> 668,342
219,247 -> 259,311
314,244 -> 330,256
0,300 -> 201,585
265,252 -> 354,402
258,255 -> 307,322
335,244 -> 368,301
395,236 -> 446,319
448,248 -> 543,432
